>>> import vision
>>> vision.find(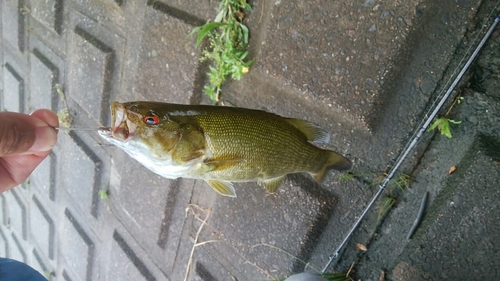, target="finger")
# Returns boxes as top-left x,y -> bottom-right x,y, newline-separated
31,109 -> 59,128
29,110 -> 59,152
0,111 -> 58,156
28,126 -> 58,153
0,151 -> 50,193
